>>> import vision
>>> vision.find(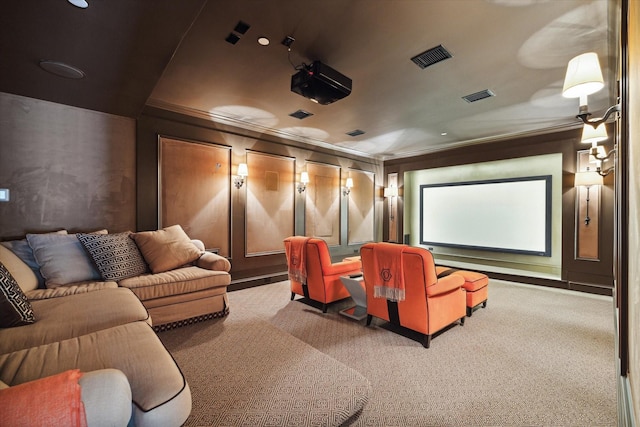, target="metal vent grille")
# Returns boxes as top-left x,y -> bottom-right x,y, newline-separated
462,89 -> 495,103
411,45 -> 452,69
289,109 -> 313,119
346,129 -> 365,137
